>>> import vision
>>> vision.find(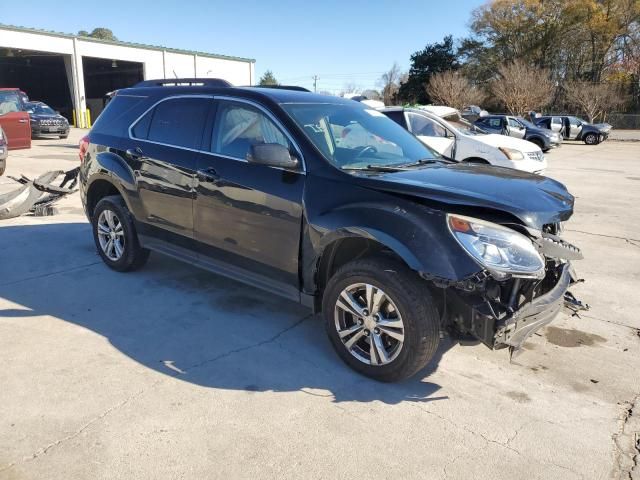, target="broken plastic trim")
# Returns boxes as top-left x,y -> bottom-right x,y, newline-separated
0,167 -> 79,220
